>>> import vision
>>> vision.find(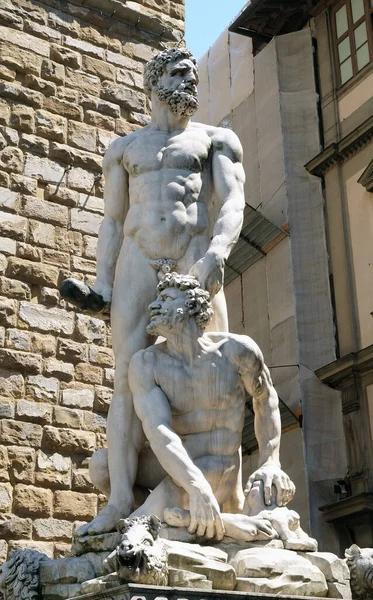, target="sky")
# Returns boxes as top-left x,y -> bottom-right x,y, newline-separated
185,0 -> 246,60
